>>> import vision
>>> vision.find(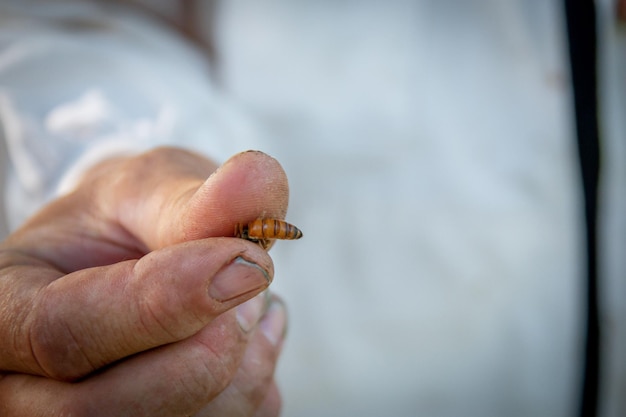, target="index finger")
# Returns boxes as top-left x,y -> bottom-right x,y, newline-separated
100,148 -> 291,252
7,148 -> 290,272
